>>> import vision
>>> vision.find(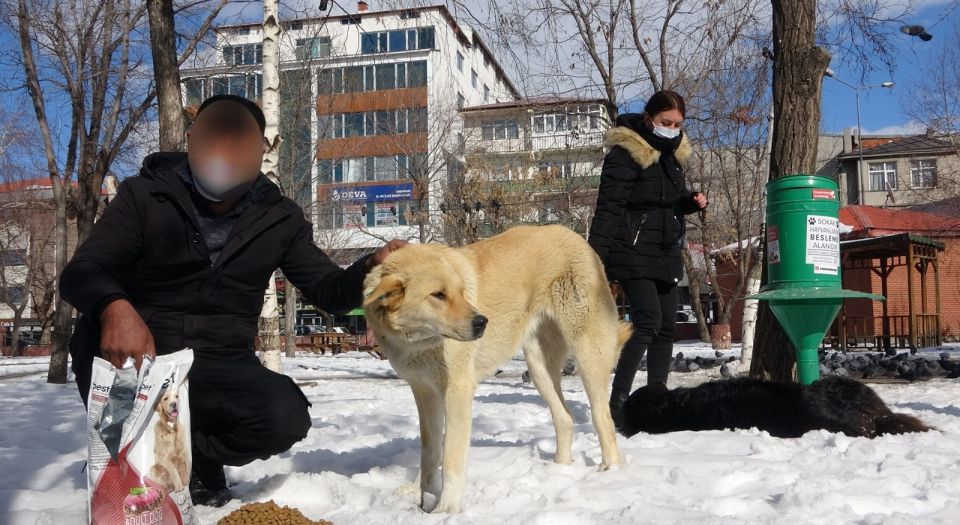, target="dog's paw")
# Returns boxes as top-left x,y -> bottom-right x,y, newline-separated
420,492 -> 439,513
431,494 -> 460,514
598,457 -> 624,472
